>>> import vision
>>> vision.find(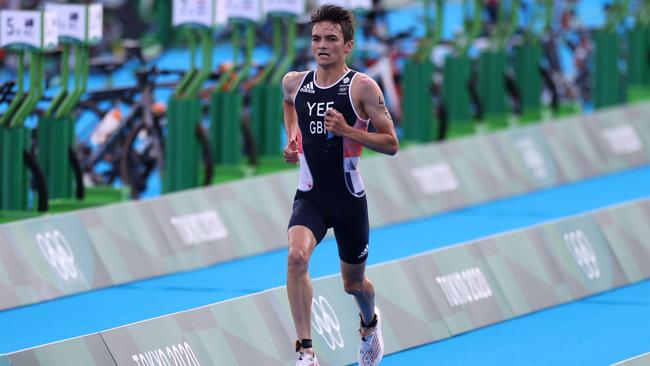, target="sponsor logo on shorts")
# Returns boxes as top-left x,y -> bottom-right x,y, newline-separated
312,295 -> 344,350
358,244 -> 369,259
436,267 -> 493,307
130,341 -> 201,366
